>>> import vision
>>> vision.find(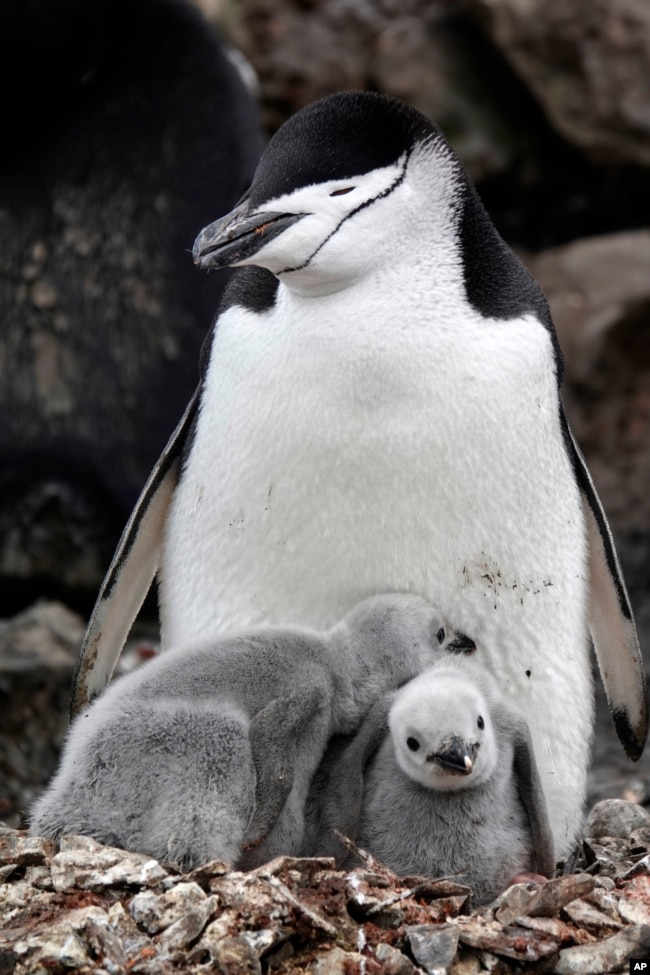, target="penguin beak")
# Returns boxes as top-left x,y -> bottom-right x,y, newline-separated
446,634 -> 477,655
429,737 -> 479,775
193,200 -> 308,270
